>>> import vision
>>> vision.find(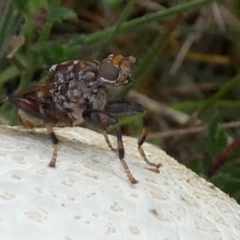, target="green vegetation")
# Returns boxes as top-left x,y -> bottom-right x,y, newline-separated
1,0 -> 240,201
